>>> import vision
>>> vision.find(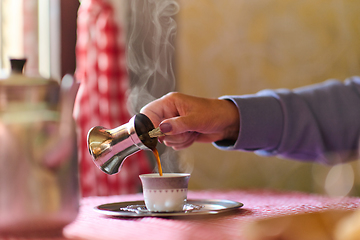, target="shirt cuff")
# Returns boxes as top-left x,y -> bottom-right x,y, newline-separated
213,94 -> 284,152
